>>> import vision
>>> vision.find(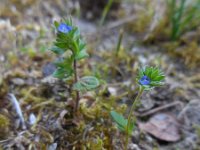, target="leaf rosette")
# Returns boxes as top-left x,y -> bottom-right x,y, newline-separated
136,66 -> 165,90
